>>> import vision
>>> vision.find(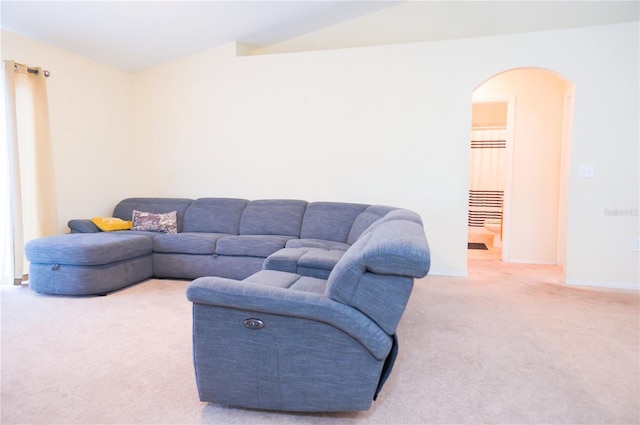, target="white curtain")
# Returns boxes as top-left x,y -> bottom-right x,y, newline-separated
469,128 -> 507,191
468,128 -> 507,228
1,60 -> 57,285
